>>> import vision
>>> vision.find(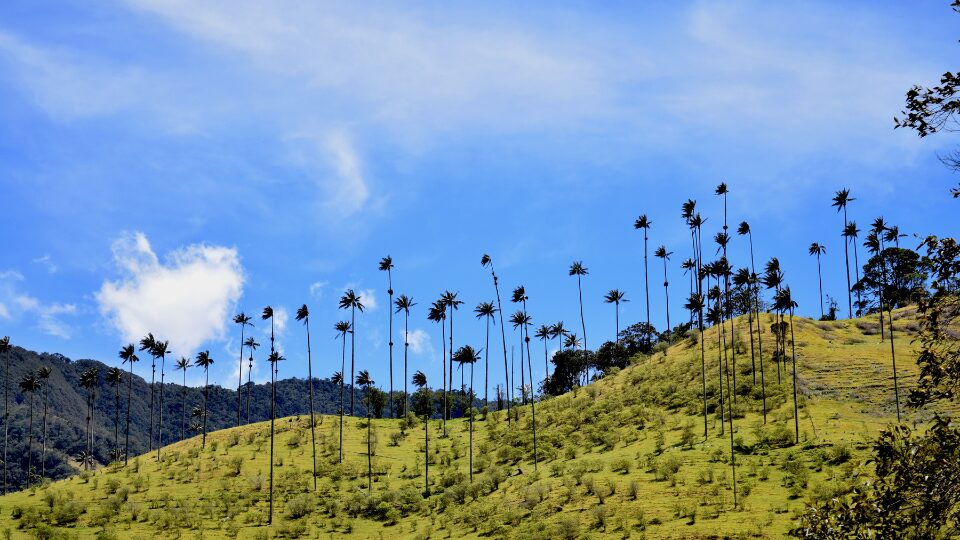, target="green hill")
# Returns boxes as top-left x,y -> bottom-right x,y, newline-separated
0,309 -> 941,539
